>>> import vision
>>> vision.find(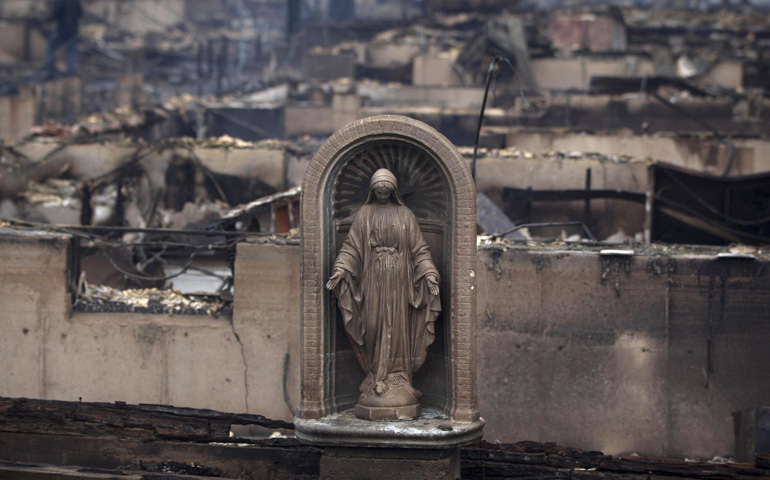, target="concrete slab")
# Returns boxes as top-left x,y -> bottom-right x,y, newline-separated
0,233 -> 69,400
367,44 -> 421,68
303,52 -> 357,82
47,144 -> 138,181
192,146 -> 287,191
45,316 -> 167,404
357,84 -> 488,109
233,243 -> 301,421
413,54 -> 462,87
1,235 -> 769,459
504,130 -> 770,177
0,20 -> 46,63
165,323 -> 248,413
532,57 -> 654,91
284,106 -> 335,137
476,244 -> 770,458
550,14 -> 627,52
0,88 -> 36,142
